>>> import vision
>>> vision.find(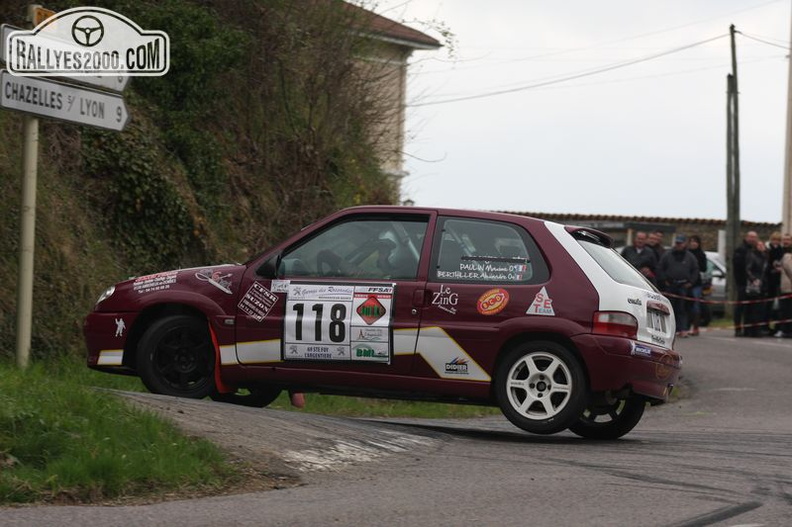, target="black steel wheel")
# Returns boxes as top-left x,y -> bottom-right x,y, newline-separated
569,396 -> 646,440
136,315 -> 216,399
